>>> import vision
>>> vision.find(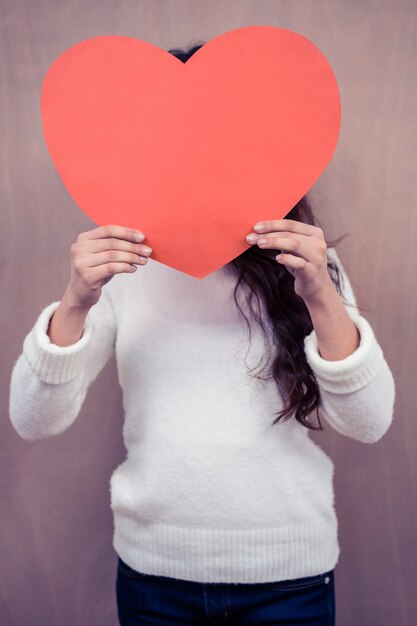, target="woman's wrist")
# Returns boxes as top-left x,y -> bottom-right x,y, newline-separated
47,288 -> 91,347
